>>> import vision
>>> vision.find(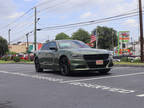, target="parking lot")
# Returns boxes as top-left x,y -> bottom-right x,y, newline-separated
0,64 -> 144,108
